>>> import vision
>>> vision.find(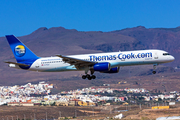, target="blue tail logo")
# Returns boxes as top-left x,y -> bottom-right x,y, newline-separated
15,45 -> 26,57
